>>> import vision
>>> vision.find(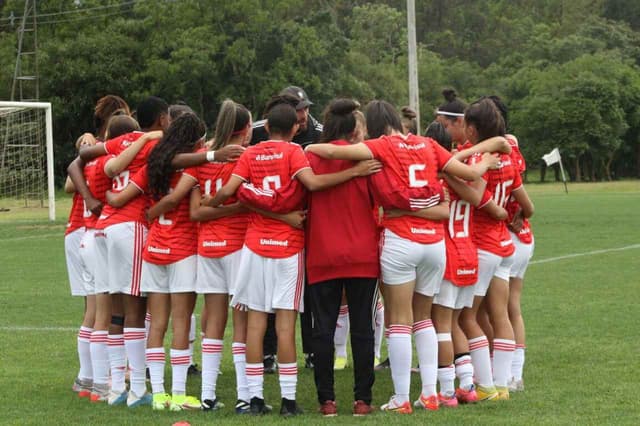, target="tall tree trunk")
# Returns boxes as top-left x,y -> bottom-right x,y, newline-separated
575,155 -> 582,182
